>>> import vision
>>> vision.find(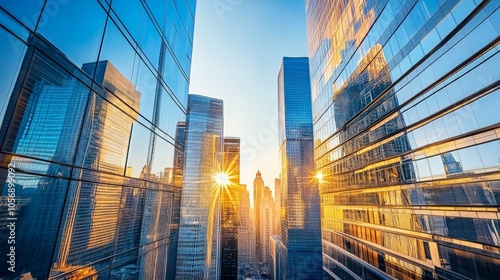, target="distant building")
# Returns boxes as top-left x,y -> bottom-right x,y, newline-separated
273,178 -> 281,235
253,170 -> 265,264
260,186 -> 275,270
237,184 -> 253,268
